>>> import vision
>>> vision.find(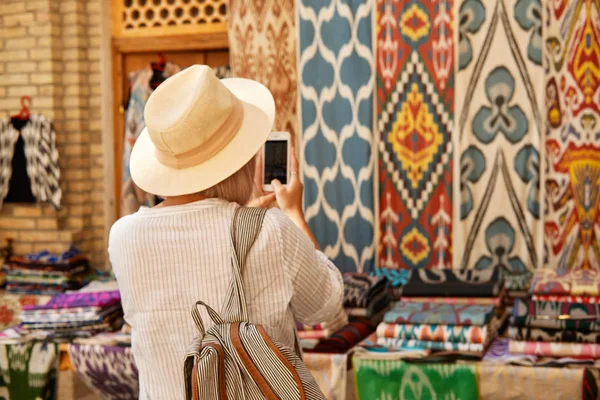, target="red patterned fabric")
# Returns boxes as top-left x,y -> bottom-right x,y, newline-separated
376,0 -> 454,272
